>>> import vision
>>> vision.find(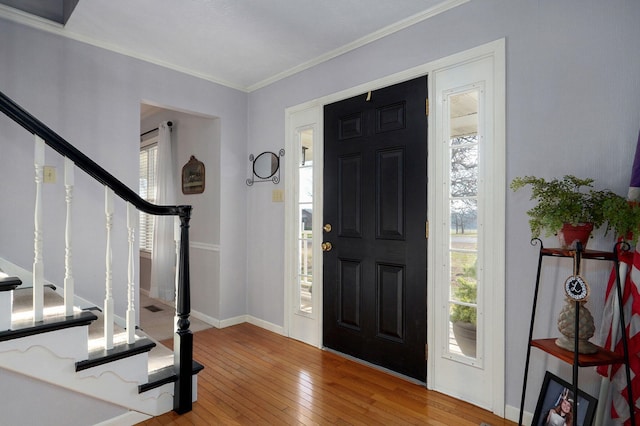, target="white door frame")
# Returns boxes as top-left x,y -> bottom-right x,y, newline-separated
284,38 -> 505,415
429,44 -> 506,415
284,105 -> 324,347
